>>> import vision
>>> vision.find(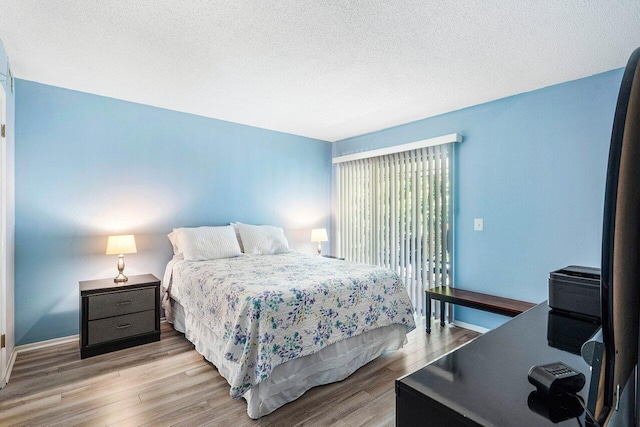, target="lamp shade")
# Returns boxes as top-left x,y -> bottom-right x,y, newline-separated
106,234 -> 137,255
310,228 -> 328,243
